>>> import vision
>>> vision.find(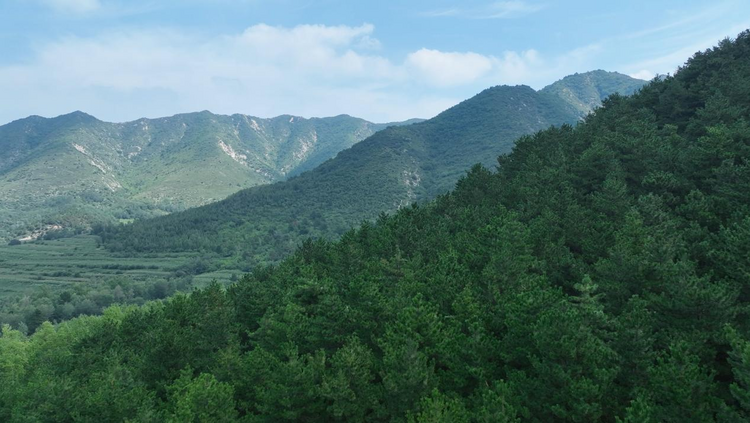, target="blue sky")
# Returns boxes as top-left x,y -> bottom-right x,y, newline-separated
1,0 -> 748,124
